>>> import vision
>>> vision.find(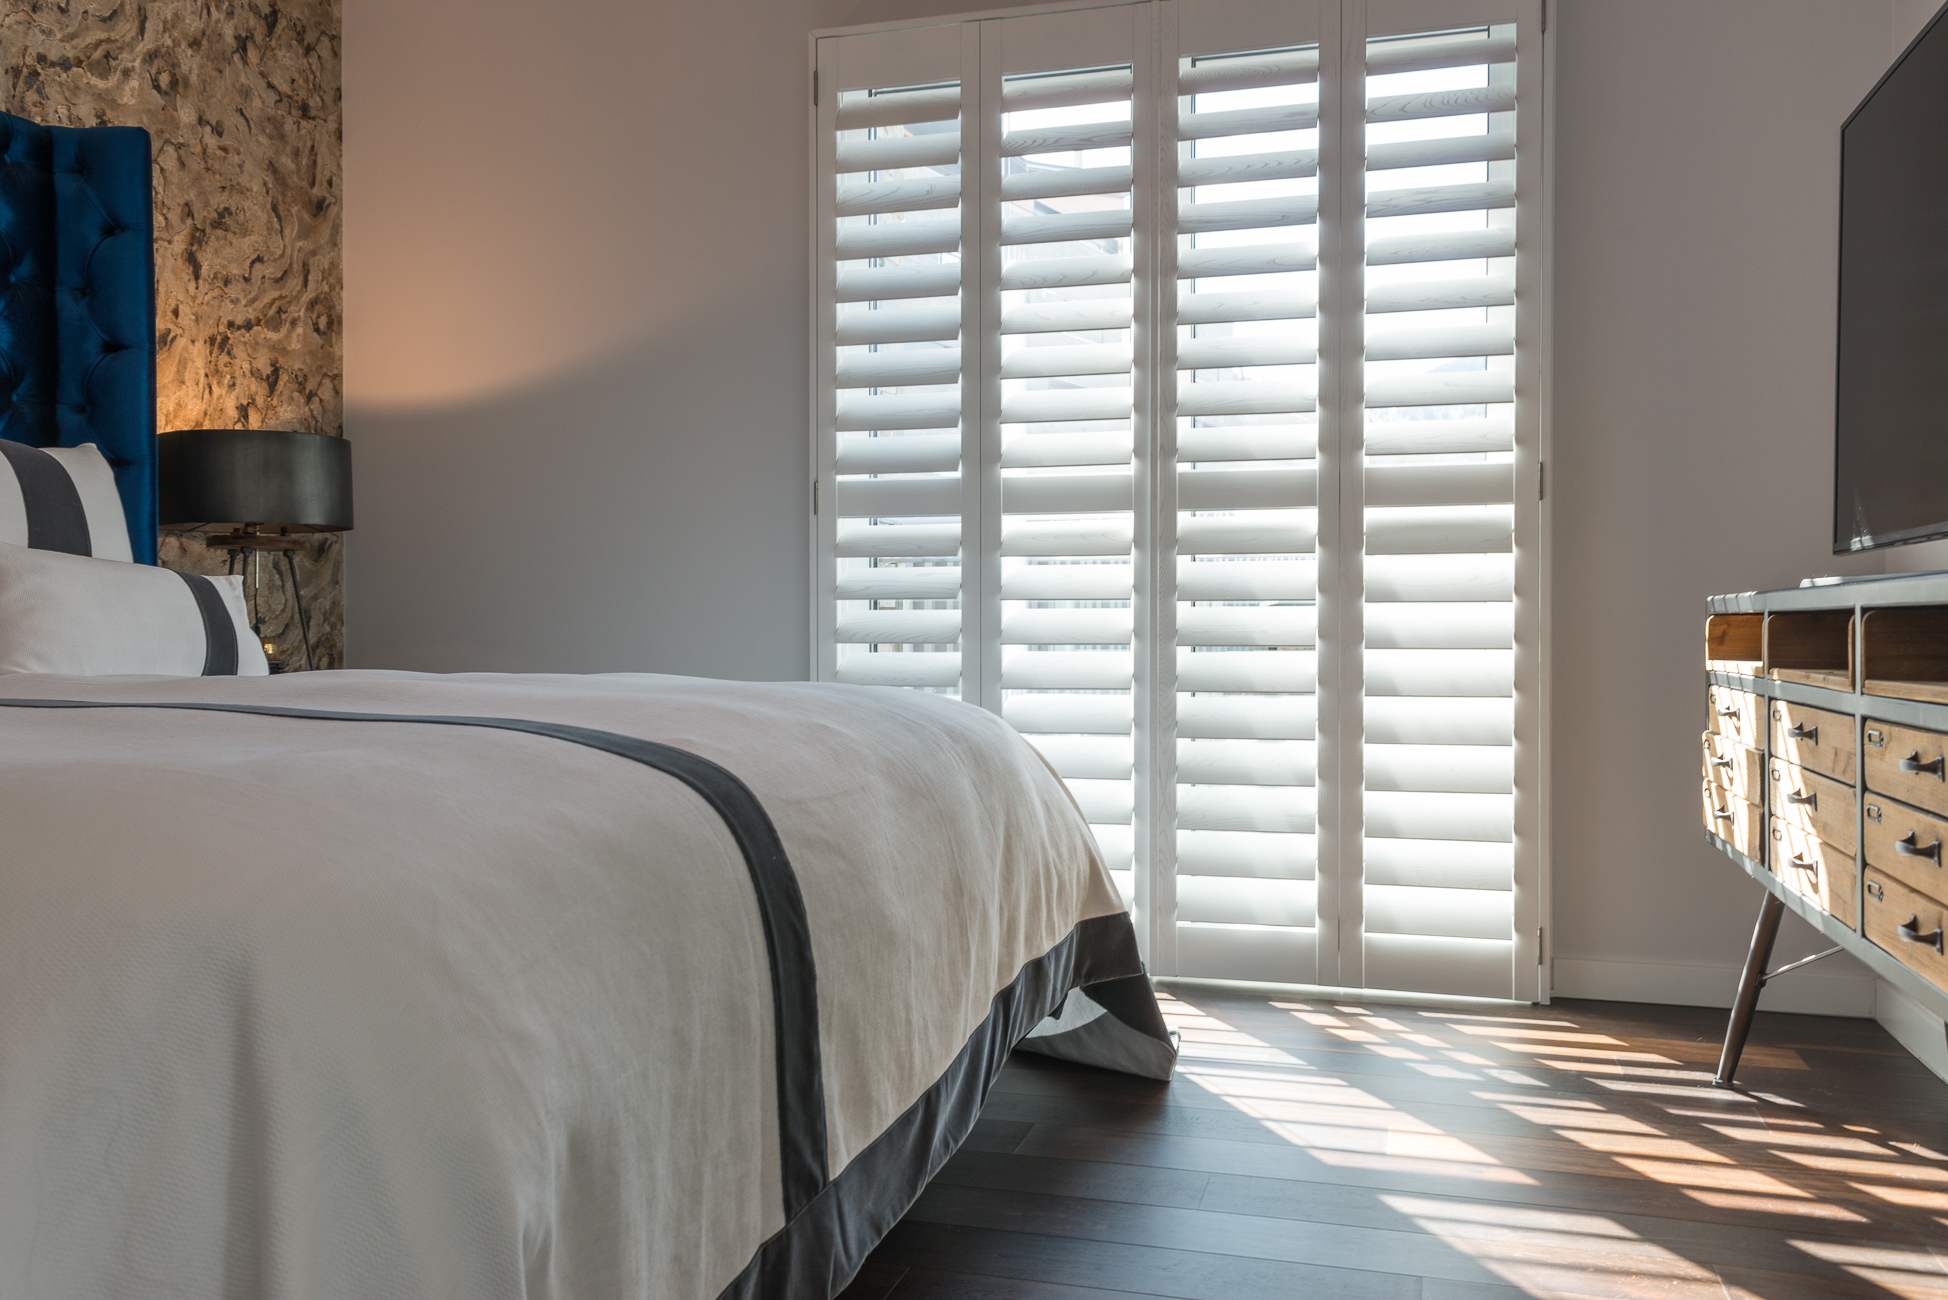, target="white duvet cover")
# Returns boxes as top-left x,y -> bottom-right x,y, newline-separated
0,671 -> 1172,1300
